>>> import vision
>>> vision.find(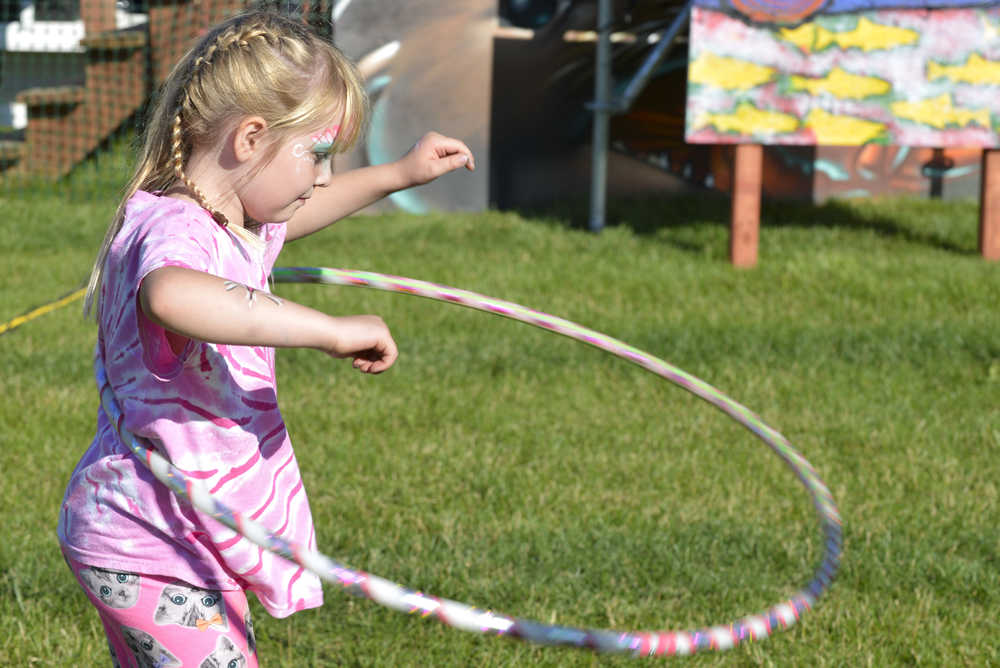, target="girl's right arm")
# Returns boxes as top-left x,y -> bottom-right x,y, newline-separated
284,131 -> 475,242
140,266 -> 397,373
